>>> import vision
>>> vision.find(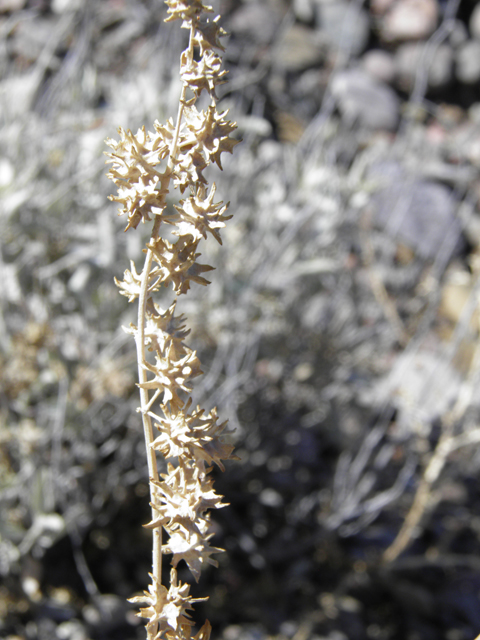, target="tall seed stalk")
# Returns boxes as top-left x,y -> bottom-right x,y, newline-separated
105,2 -> 239,638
